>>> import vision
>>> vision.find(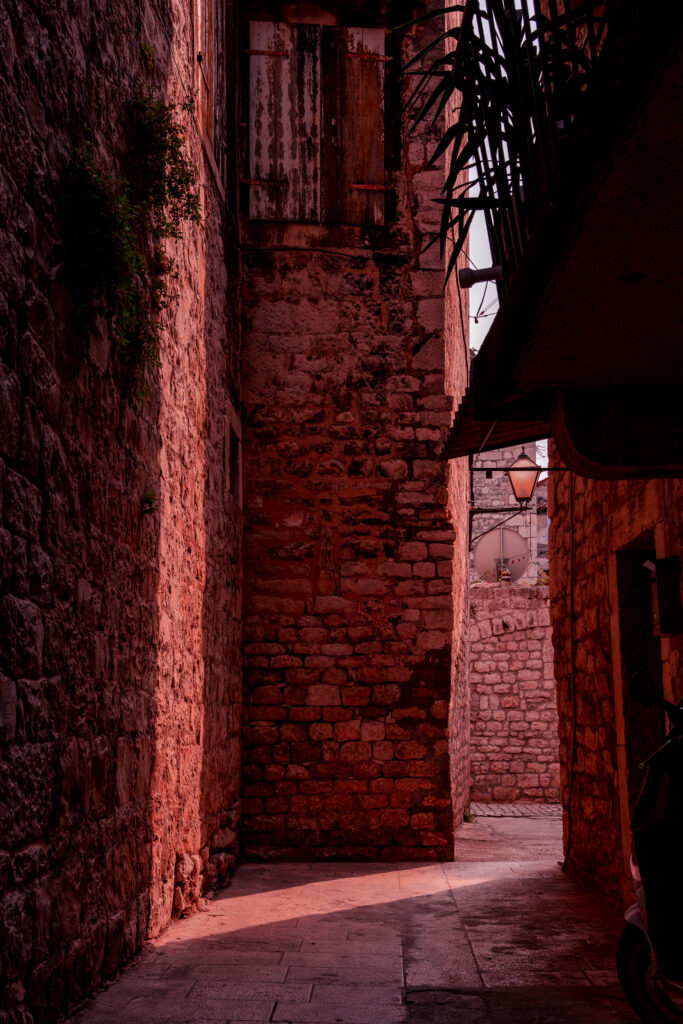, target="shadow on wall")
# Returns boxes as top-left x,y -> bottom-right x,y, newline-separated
0,1 -> 240,1021
0,3 -> 174,1018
